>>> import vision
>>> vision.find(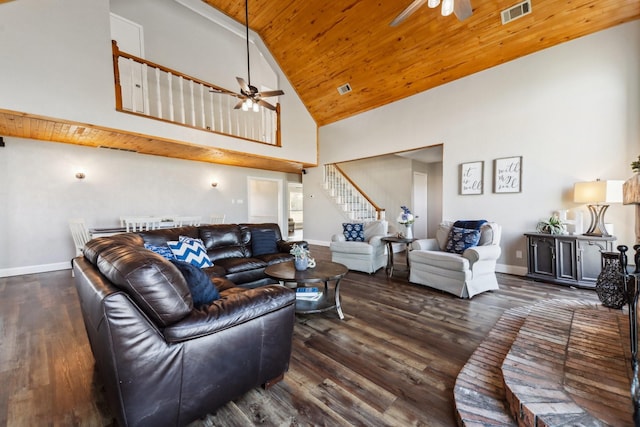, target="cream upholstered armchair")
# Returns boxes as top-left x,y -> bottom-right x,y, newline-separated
408,220 -> 502,298
330,220 -> 389,274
